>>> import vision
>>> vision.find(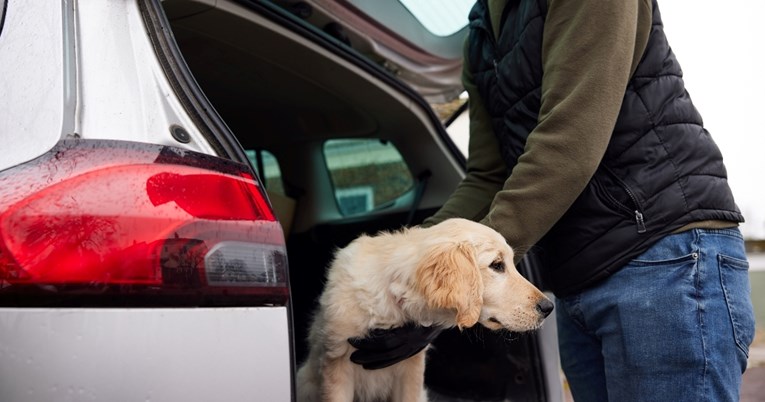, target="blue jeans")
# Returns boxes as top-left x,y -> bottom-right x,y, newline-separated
556,228 -> 756,402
